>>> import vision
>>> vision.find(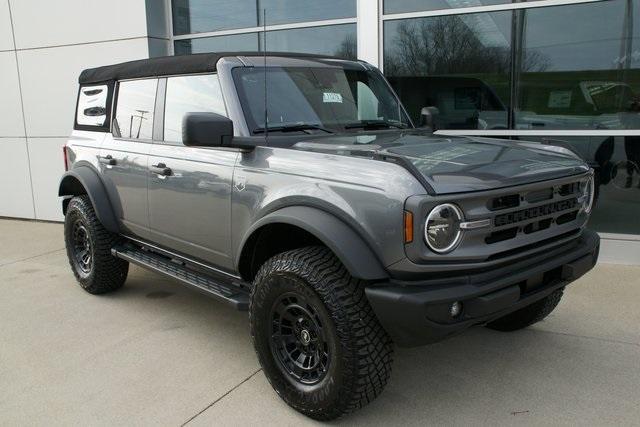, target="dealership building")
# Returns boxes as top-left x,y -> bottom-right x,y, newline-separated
1,0 -> 638,263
